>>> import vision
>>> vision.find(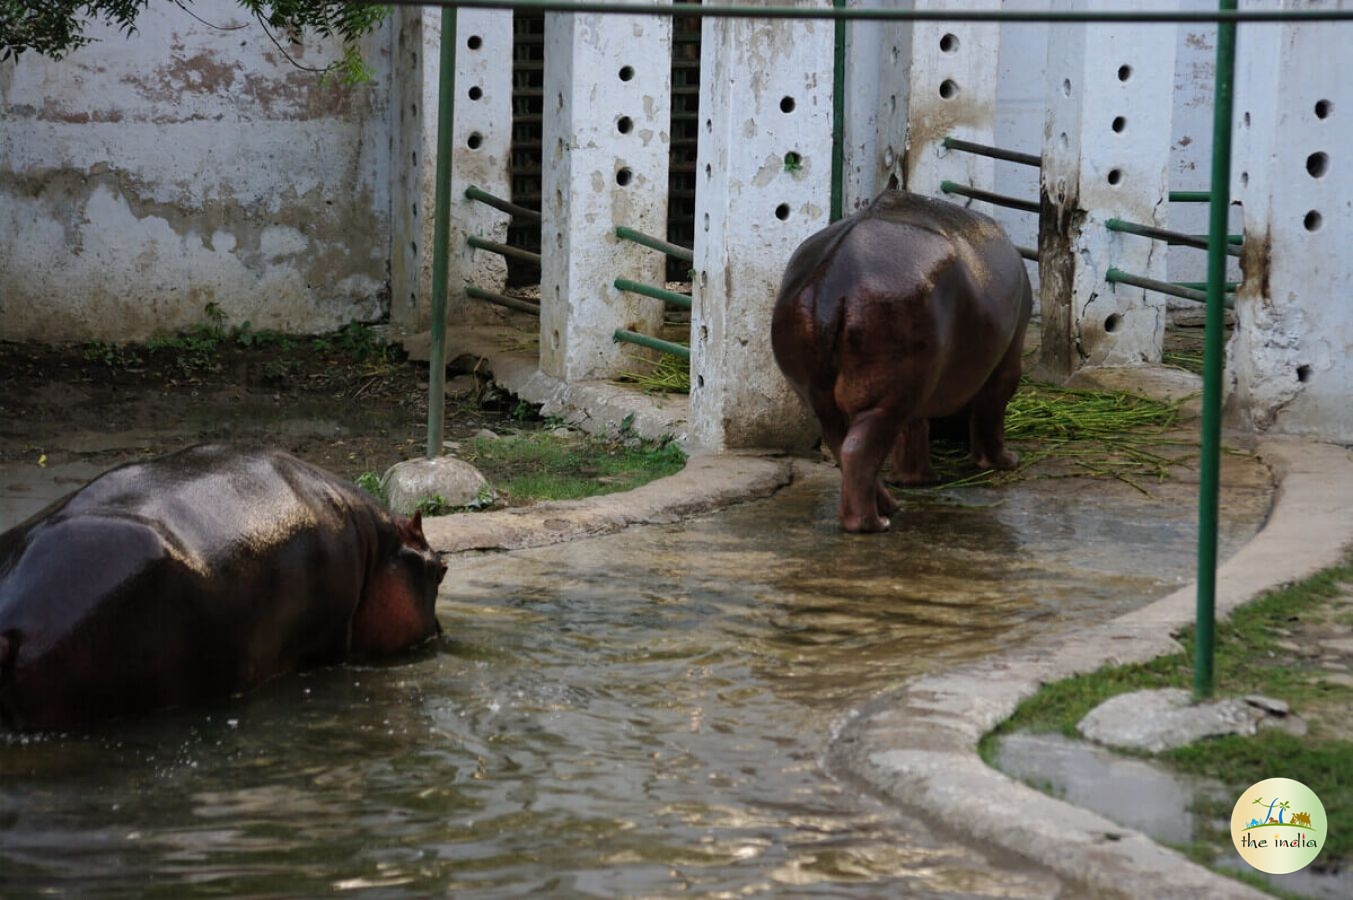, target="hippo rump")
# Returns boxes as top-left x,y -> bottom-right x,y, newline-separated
771,191 -> 1032,533
0,445 -> 447,731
